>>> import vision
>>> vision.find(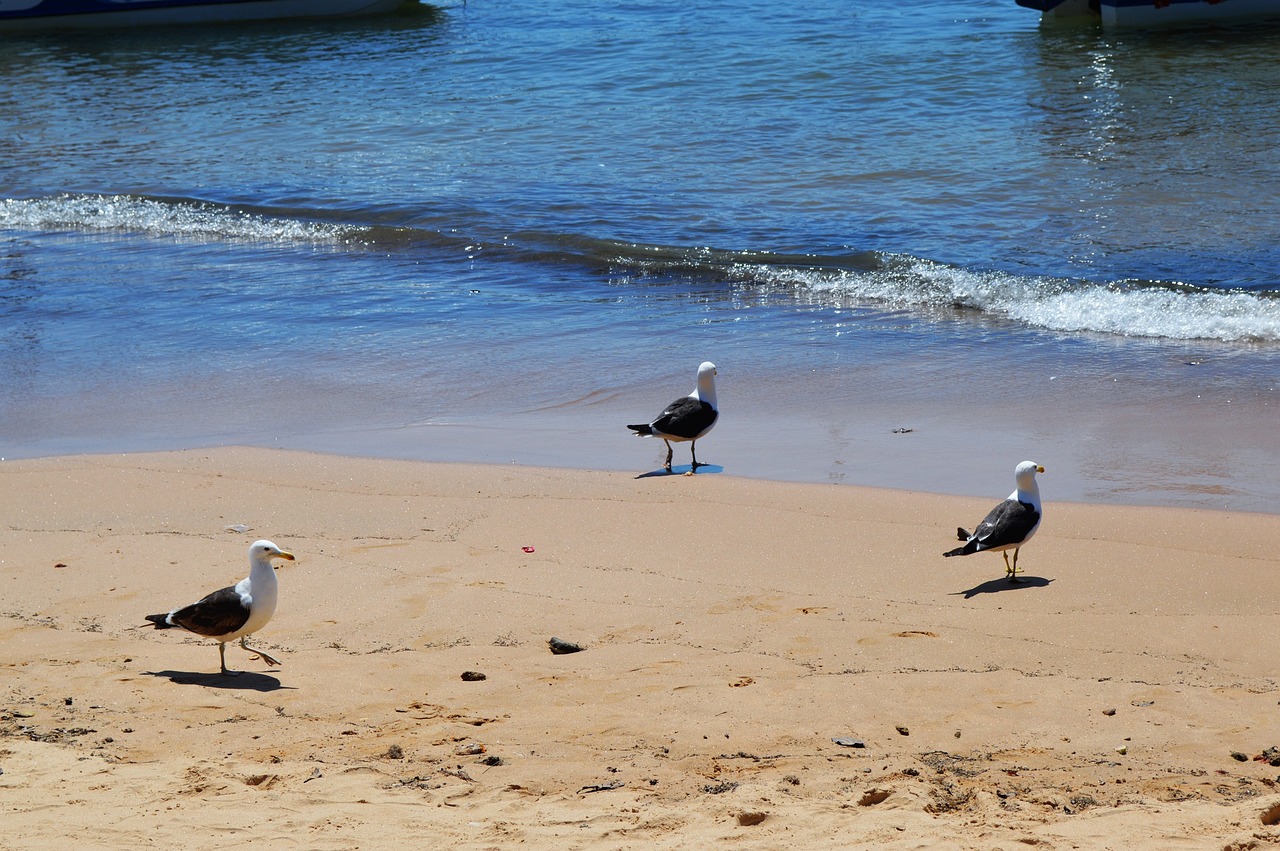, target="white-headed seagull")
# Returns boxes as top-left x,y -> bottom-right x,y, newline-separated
628,361 -> 718,475
944,461 -> 1044,581
145,540 -> 295,675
